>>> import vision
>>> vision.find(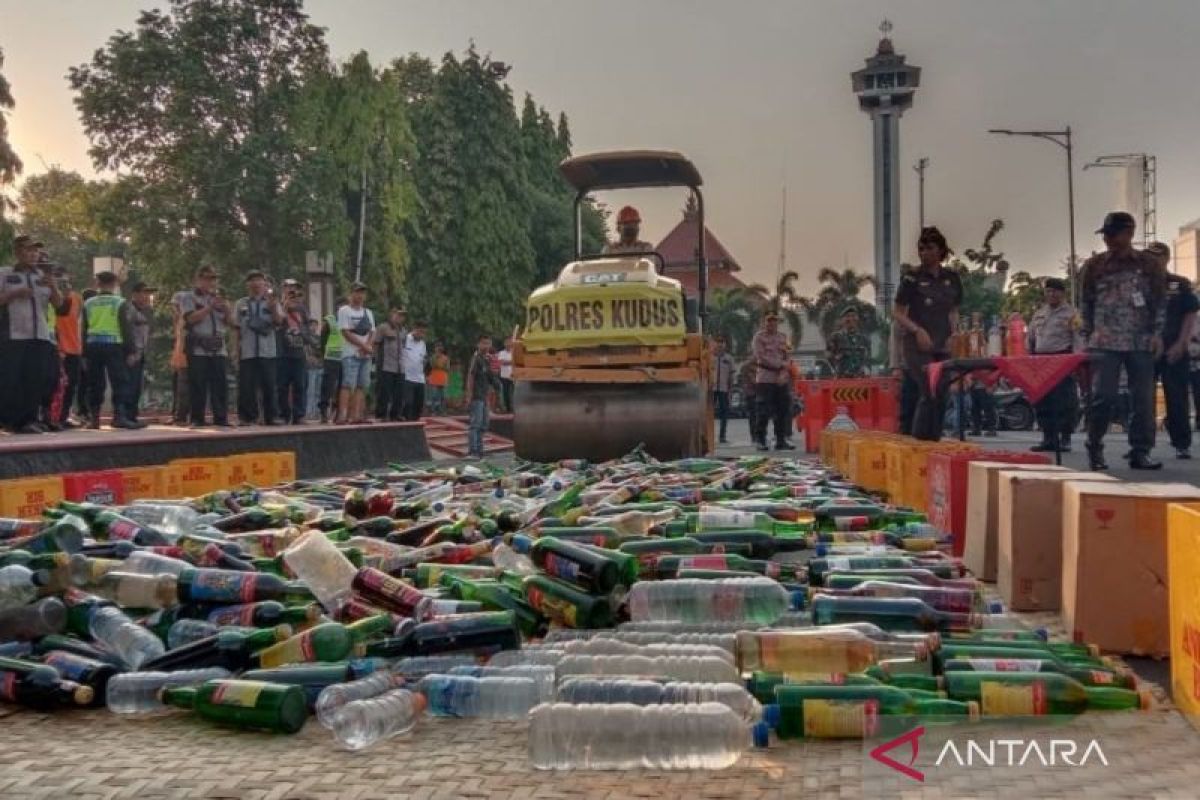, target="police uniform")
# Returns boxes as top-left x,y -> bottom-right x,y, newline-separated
894,265 -> 963,441
1028,299 -> 1080,447
827,328 -> 870,378
1159,274 -> 1200,454
82,291 -> 135,426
